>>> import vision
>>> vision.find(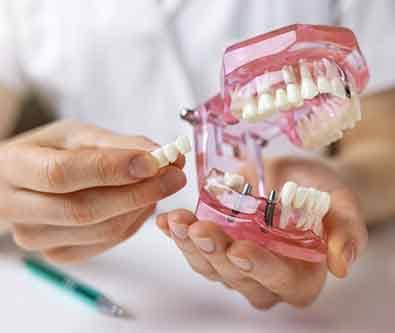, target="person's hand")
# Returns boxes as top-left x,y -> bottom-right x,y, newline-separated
0,120 -> 186,262
156,157 -> 368,309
